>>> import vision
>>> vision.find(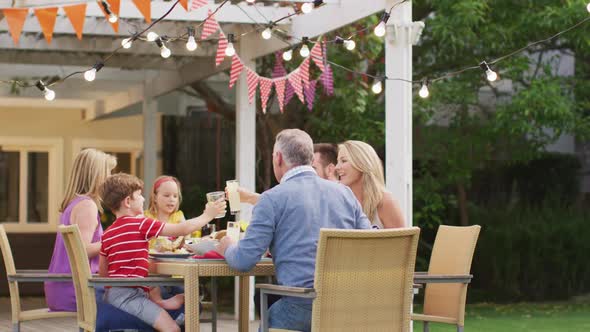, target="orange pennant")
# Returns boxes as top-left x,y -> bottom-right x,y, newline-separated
132,0 -> 151,23
179,0 -> 189,11
34,7 -> 58,44
63,4 -> 86,40
98,0 -> 120,33
3,8 -> 28,45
